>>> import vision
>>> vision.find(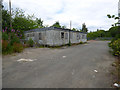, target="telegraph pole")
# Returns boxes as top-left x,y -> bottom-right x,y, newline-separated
0,1 -> 2,89
70,21 -> 72,30
69,21 -> 72,46
0,0 -> 2,32
9,0 -> 12,29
